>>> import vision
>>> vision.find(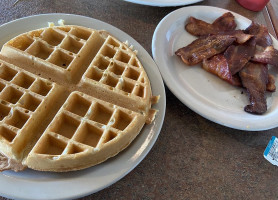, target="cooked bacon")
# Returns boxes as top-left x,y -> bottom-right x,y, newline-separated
178,13 -> 278,115
224,37 -> 256,75
202,54 -> 275,92
185,12 -> 236,37
202,54 -> 242,86
251,46 -> 278,67
212,12 -> 237,32
175,34 -> 236,66
267,74 -> 276,92
245,21 -> 272,47
239,62 -> 268,114
229,30 -> 253,44
185,17 -> 216,36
